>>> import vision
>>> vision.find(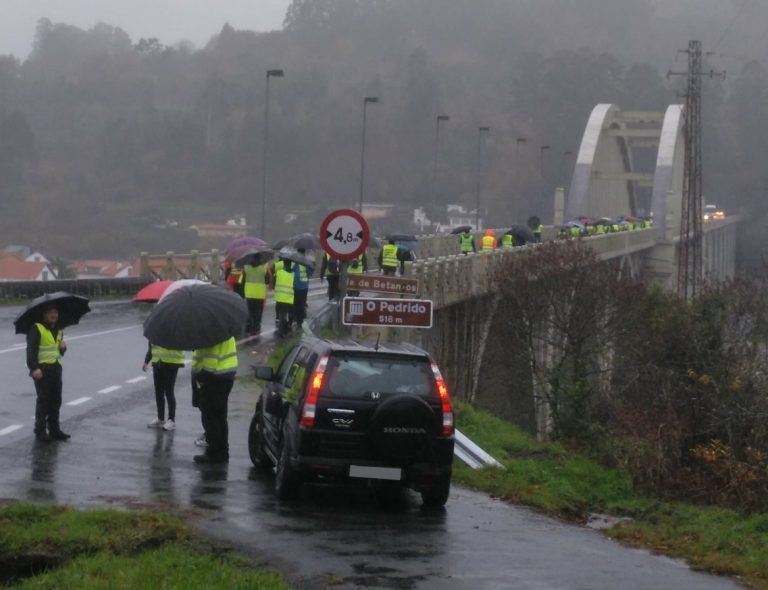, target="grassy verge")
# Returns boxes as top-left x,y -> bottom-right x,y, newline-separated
454,402 -> 768,589
0,503 -> 290,590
